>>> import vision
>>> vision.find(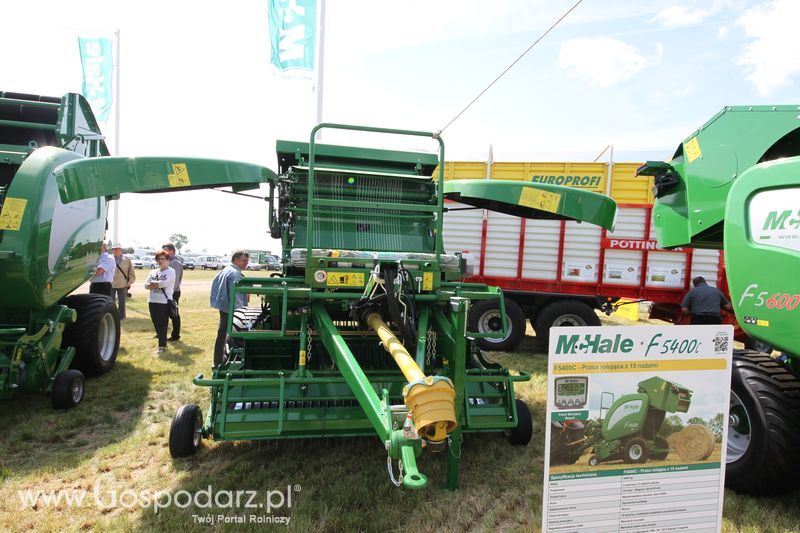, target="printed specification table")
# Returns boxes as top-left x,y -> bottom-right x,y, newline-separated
546,464 -> 722,532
